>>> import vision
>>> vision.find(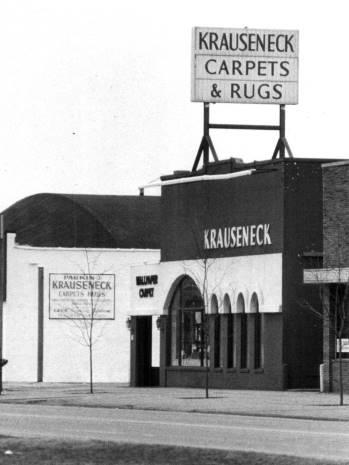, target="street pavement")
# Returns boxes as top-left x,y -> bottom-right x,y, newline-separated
0,382 -> 349,421
0,403 -> 349,460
